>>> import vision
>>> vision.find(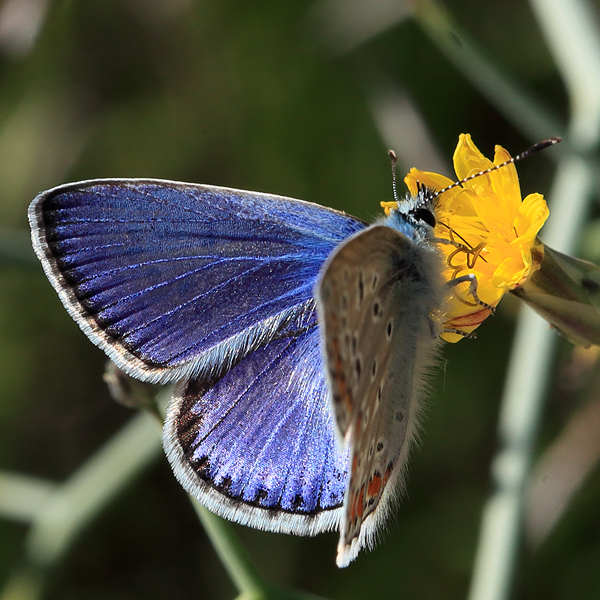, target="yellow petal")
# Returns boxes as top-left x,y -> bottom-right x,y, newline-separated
453,133 -> 493,180
515,193 -> 549,238
492,256 -> 528,289
490,146 -> 521,213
